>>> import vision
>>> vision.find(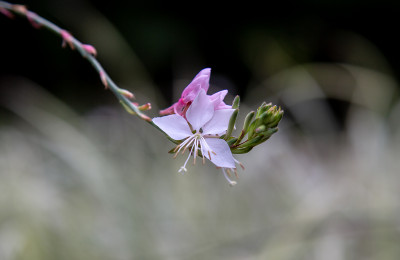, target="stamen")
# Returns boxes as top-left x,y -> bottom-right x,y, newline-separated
222,168 -> 237,187
175,135 -> 194,156
193,139 -> 199,165
181,137 -> 195,154
234,159 -> 245,170
179,144 -> 195,174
